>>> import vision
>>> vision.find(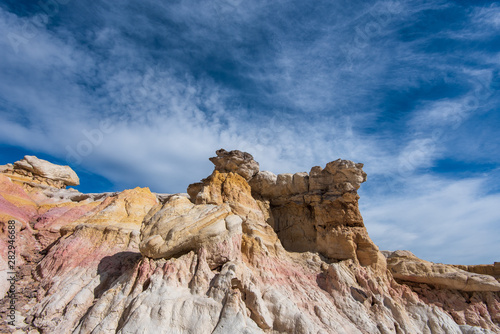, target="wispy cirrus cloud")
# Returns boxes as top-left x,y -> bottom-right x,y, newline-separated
361,174 -> 500,264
